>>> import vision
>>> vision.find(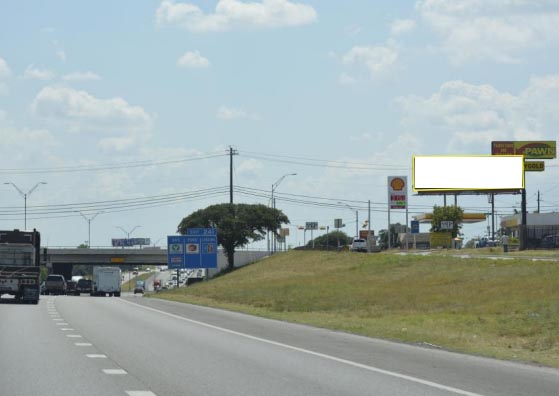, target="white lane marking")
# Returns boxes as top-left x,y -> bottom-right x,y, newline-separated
126,392 -> 157,396
61,328 -> 75,331
75,343 -> 92,347
103,369 -> 127,375
67,335 -> 82,338
86,354 -> 107,359
120,299 -> 486,396
52,318 -> 64,321
56,322 -> 69,325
